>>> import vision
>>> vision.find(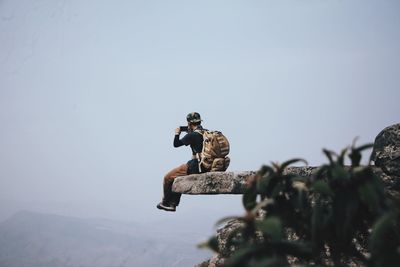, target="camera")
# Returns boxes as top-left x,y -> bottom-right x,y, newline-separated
180,126 -> 189,132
